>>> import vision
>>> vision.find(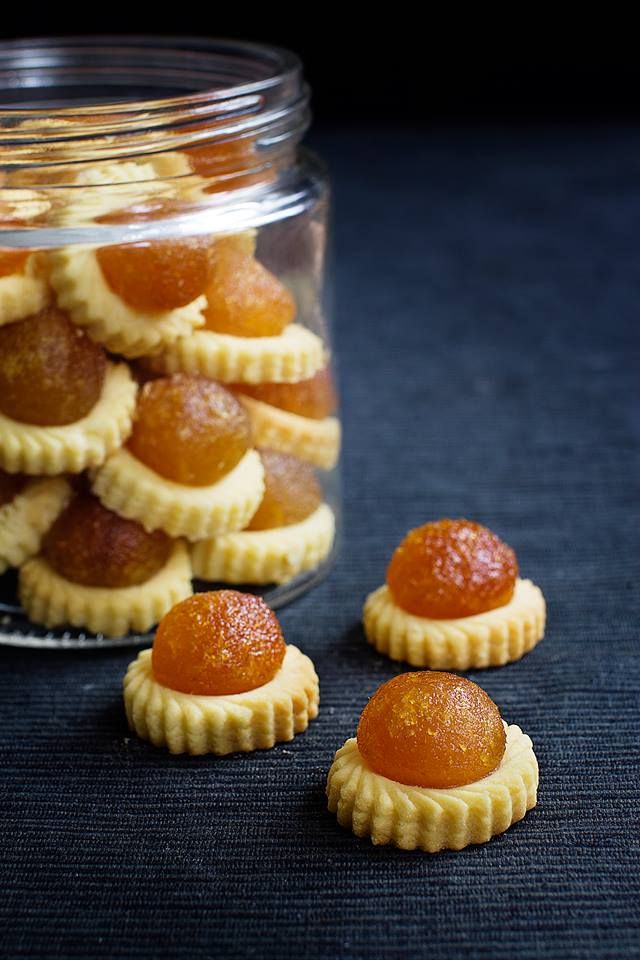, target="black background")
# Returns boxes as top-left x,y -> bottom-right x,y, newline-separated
0,14 -> 638,125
